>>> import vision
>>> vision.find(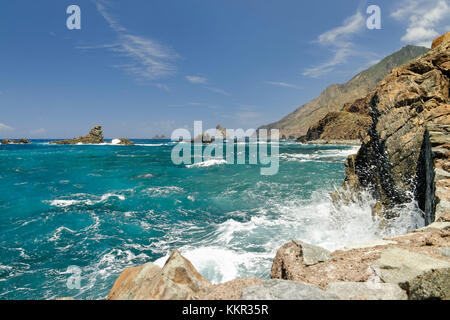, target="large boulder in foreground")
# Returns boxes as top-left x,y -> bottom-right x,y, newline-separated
338,35 -> 449,223
241,279 -> 338,300
201,278 -> 264,300
50,125 -> 104,145
271,228 -> 450,295
371,247 -> 450,298
107,249 -> 212,300
326,282 -> 407,300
